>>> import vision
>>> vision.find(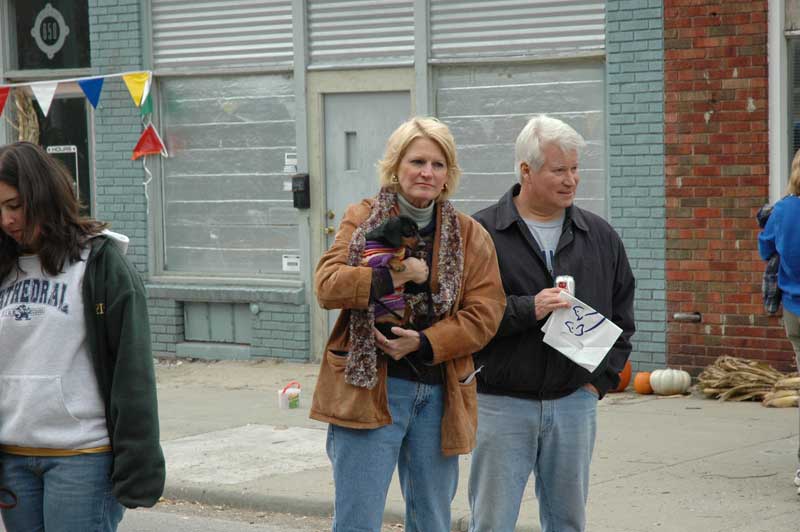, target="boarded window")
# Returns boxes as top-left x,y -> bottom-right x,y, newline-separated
430,0 -> 605,60
151,0 -> 293,70
184,302 -> 253,344
159,74 -> 299,277
435,61 -> 607,217
307,0 -> 414,67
